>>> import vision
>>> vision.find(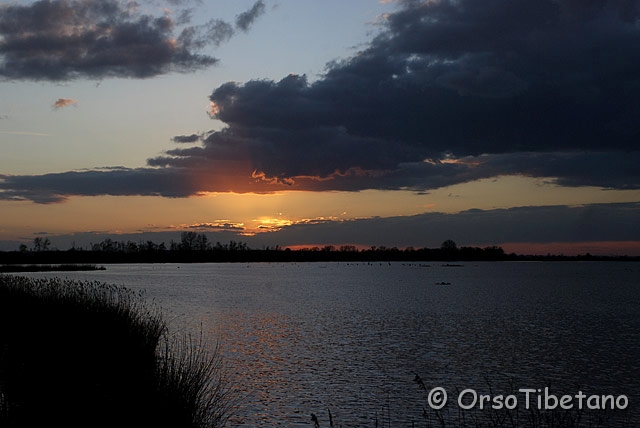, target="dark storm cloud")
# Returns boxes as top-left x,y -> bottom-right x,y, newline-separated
476,151 -> 640,190
156,120 -> 427,179
0,0 -> 266,80
0,167 -> 197,203
193,0 -> 640,191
